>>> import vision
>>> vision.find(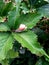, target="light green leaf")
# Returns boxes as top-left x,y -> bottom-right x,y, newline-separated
15,13 -> 43,29
8,0 -> 21,28
15,0 -> 21,4
38,4 -> 49,17
0,23 -> 10,31
0,17 -> 4,22
12,31 -> 49,58
0,33 -> 13,61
